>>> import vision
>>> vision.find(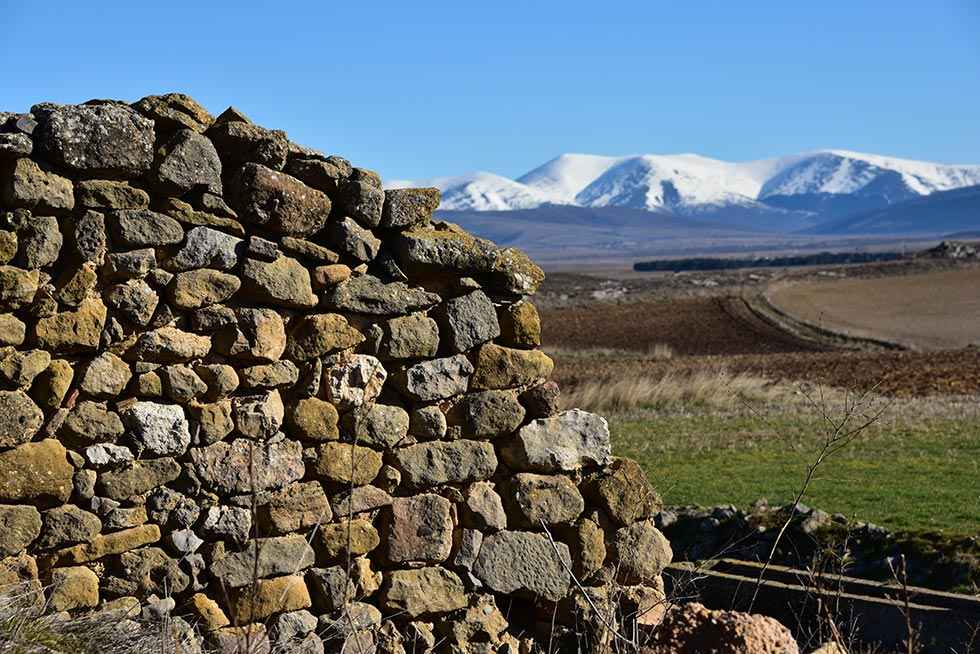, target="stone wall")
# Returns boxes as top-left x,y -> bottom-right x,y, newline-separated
0,94 -> 671,652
